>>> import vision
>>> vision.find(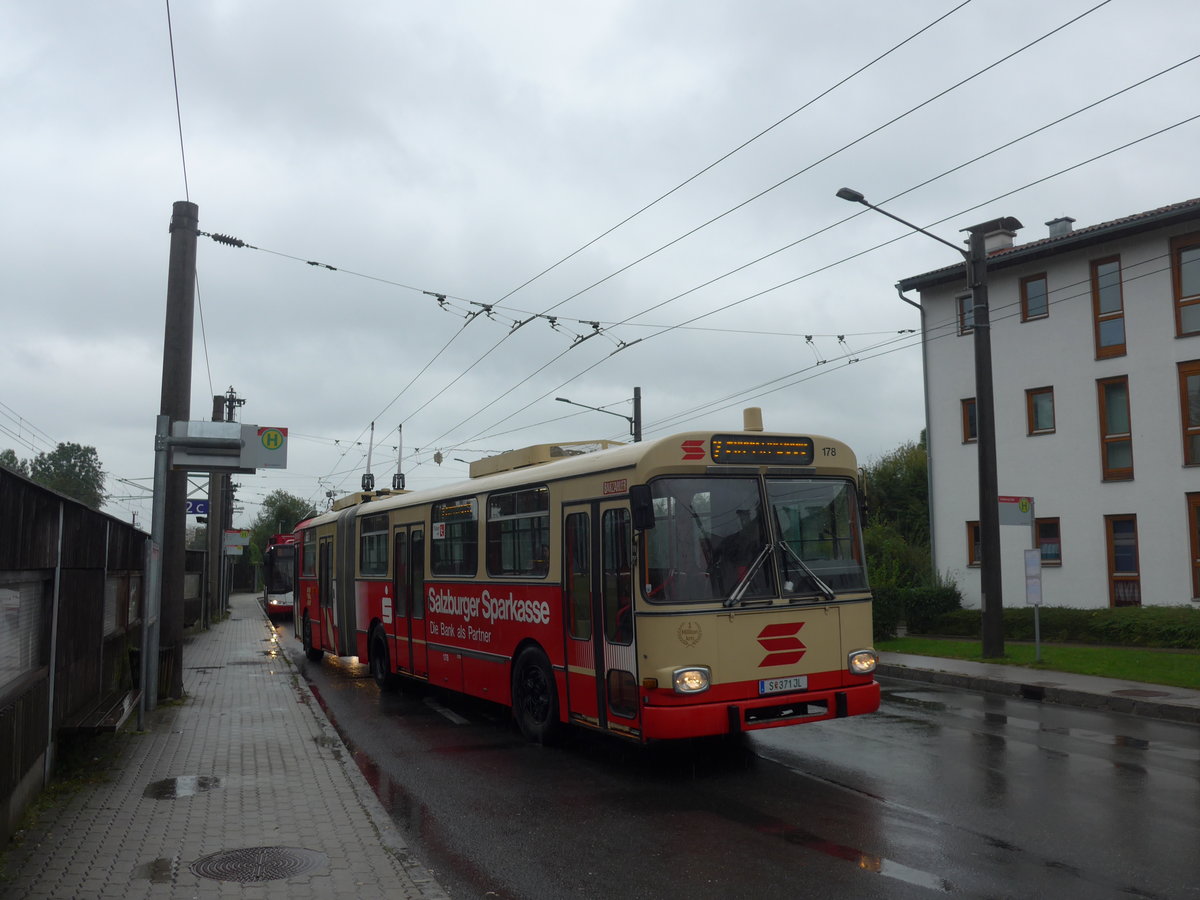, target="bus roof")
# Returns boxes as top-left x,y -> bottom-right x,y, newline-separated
297,426 -> 858,531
